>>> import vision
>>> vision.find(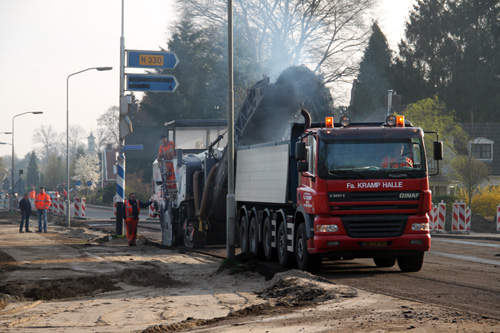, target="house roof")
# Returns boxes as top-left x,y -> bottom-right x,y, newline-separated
461,123 -> 500,176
